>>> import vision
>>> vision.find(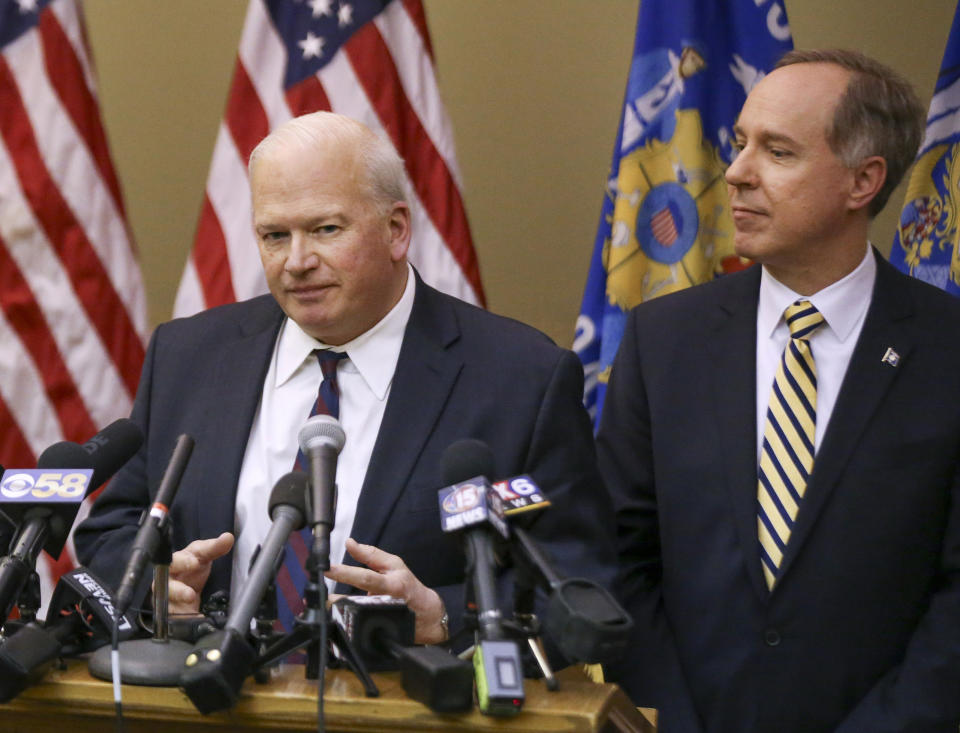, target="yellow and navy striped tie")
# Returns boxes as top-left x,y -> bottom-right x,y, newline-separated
758,300 -> 825,590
